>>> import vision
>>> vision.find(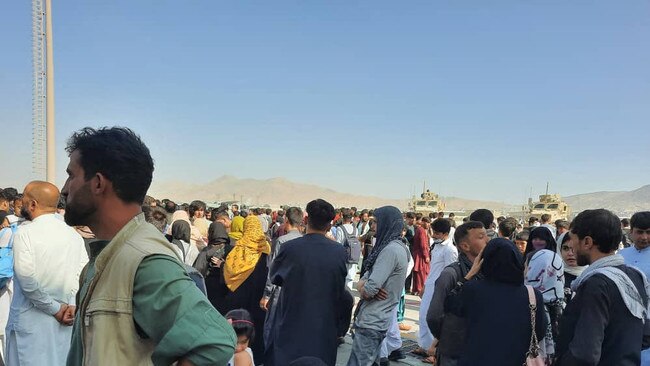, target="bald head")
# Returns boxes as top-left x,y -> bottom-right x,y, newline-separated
23,181 -> 60,211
